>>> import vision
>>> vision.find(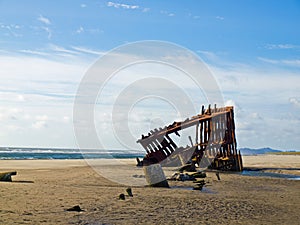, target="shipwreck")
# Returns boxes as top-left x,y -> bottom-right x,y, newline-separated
136,105 -> 243,171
